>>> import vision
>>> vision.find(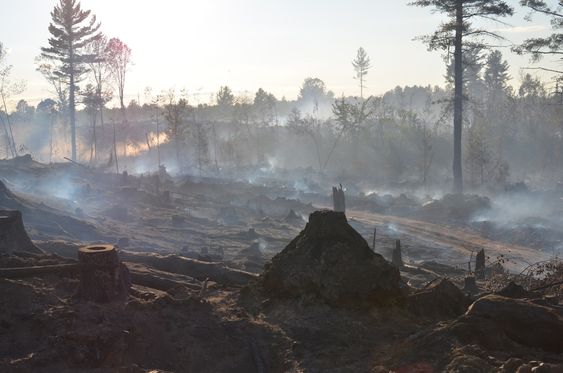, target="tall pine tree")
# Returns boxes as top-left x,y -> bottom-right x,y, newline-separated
409,0 -> 513,193
516,1 -> 562,76
41,0 -> 101,161
352,47 -> 371,99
